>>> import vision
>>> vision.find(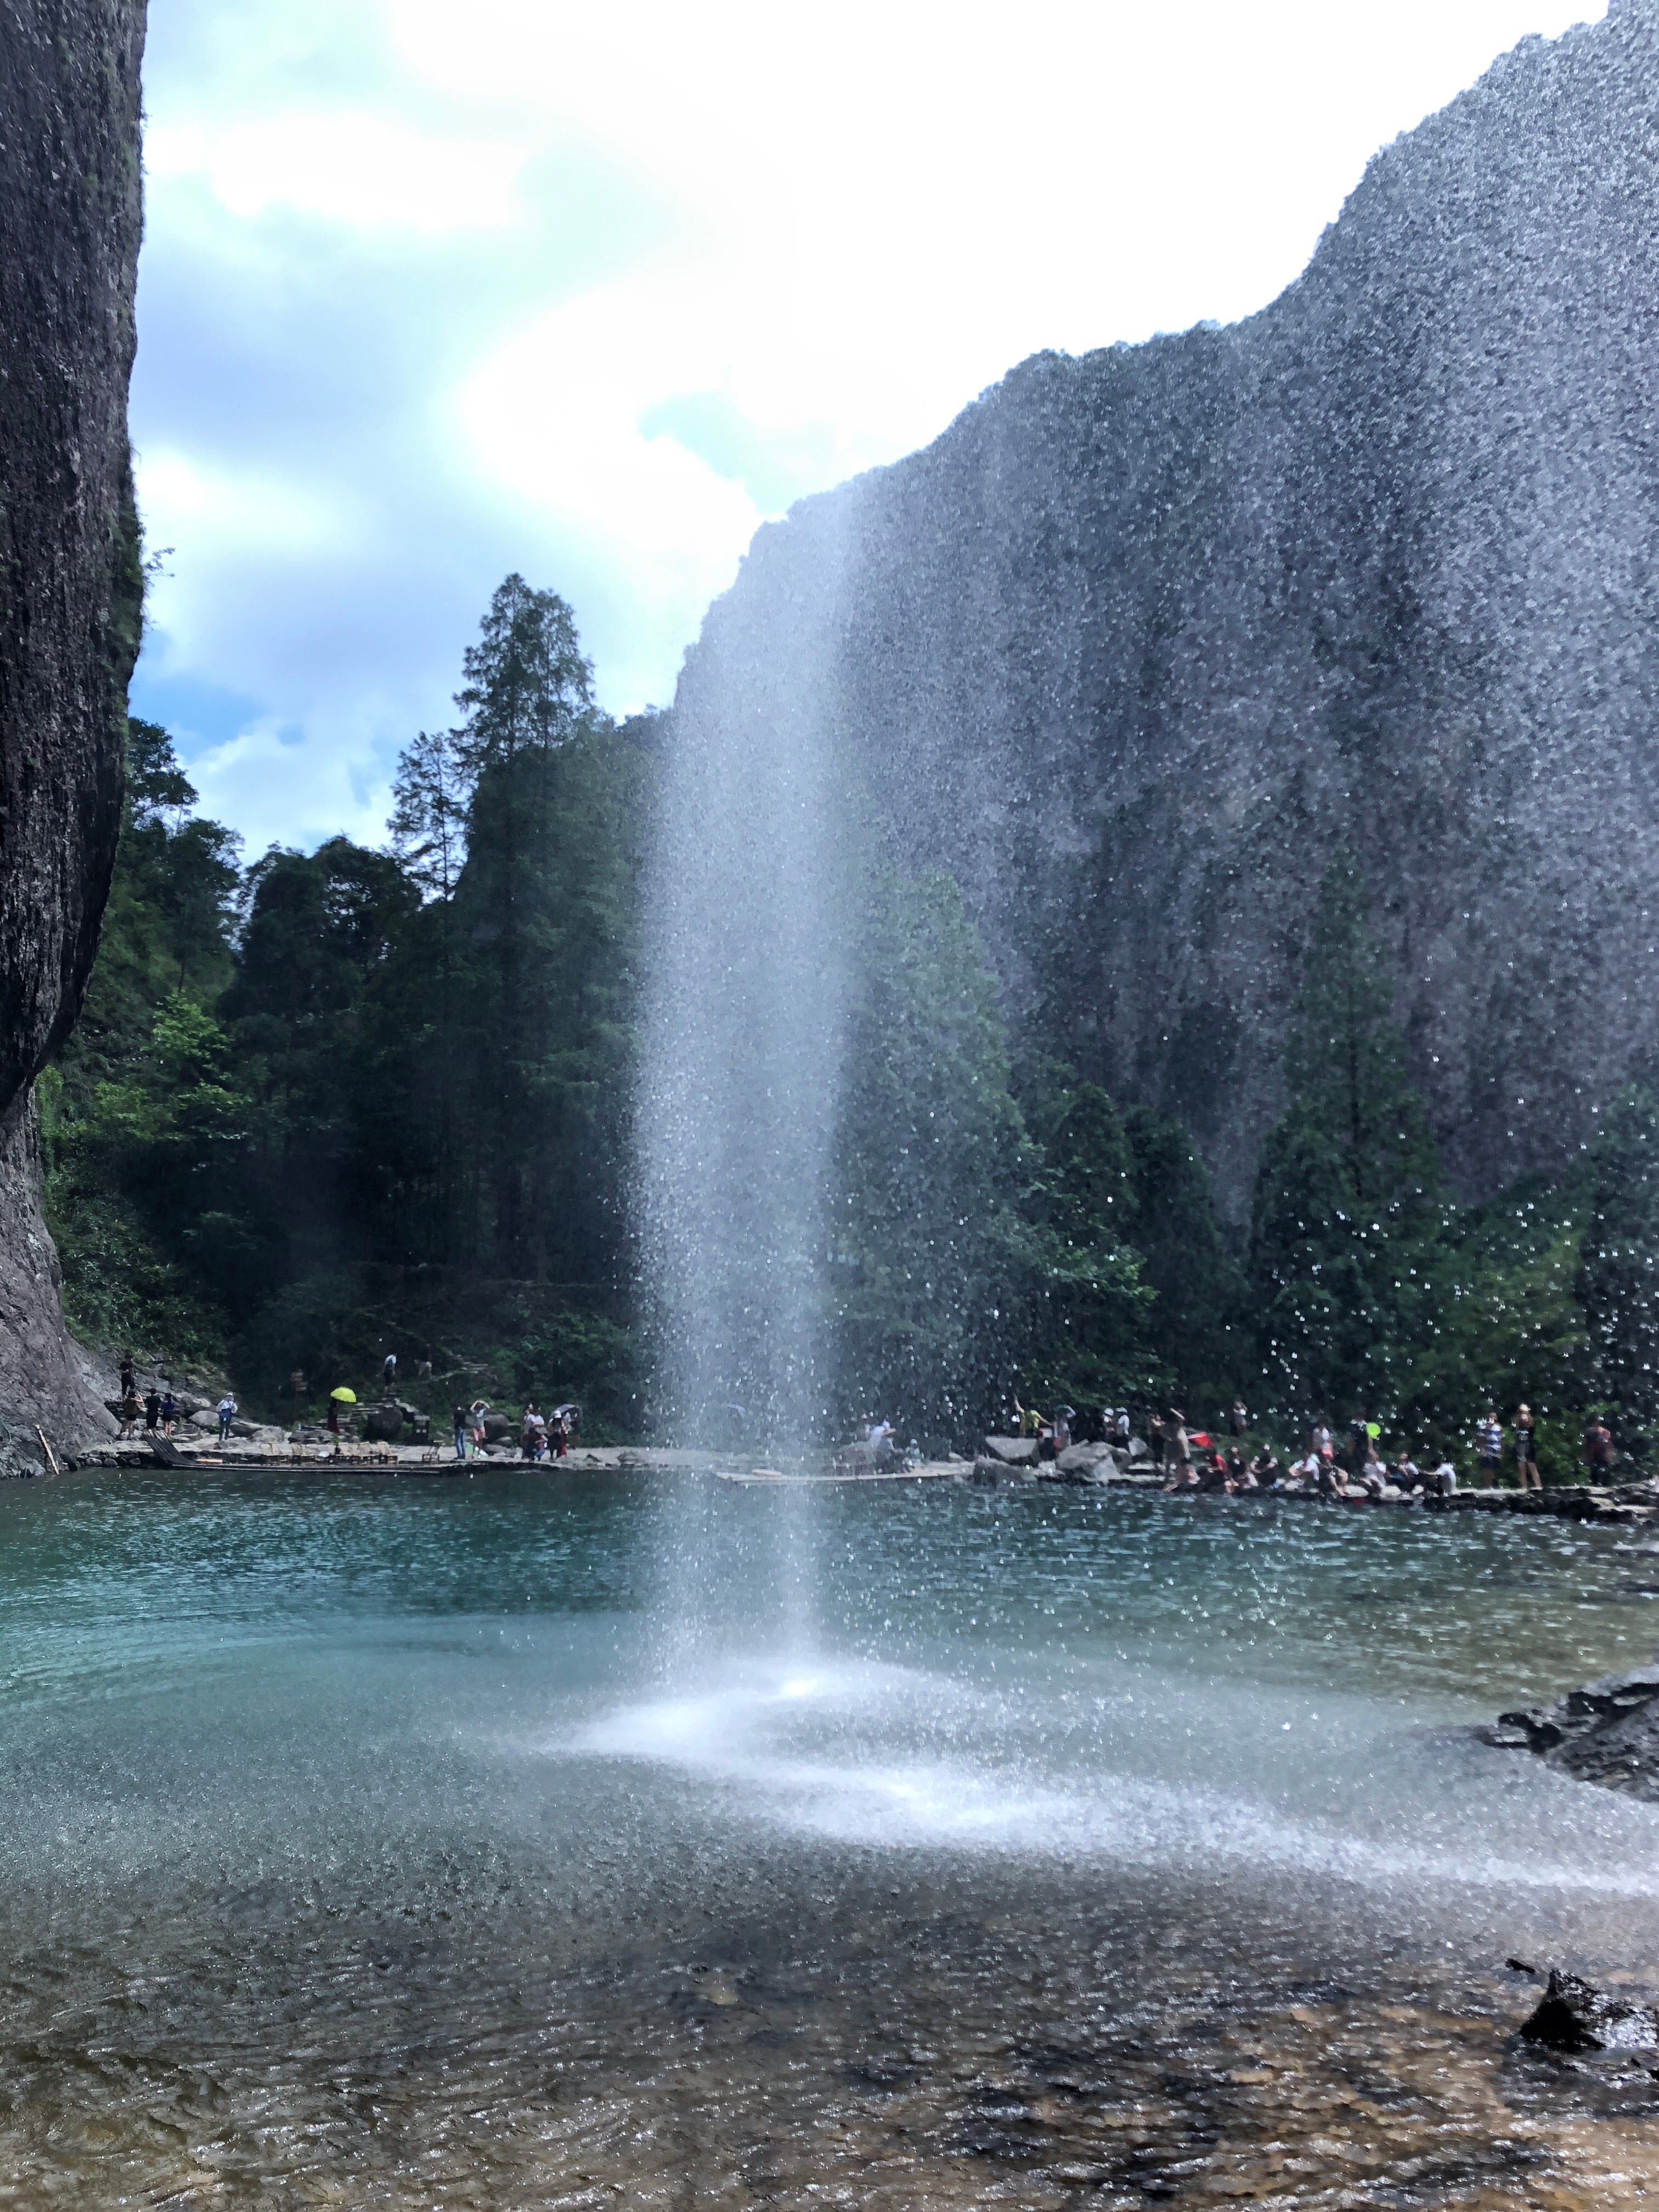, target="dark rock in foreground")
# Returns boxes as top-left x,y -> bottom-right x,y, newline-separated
1520,1969 -> 1659,2052
1486,1662 -> 1659,1799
